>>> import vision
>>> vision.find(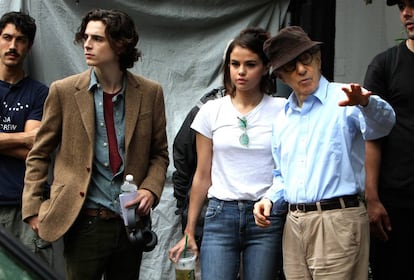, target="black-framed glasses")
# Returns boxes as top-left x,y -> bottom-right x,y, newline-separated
238,116 -> 249,147
281,48 -> 318,73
